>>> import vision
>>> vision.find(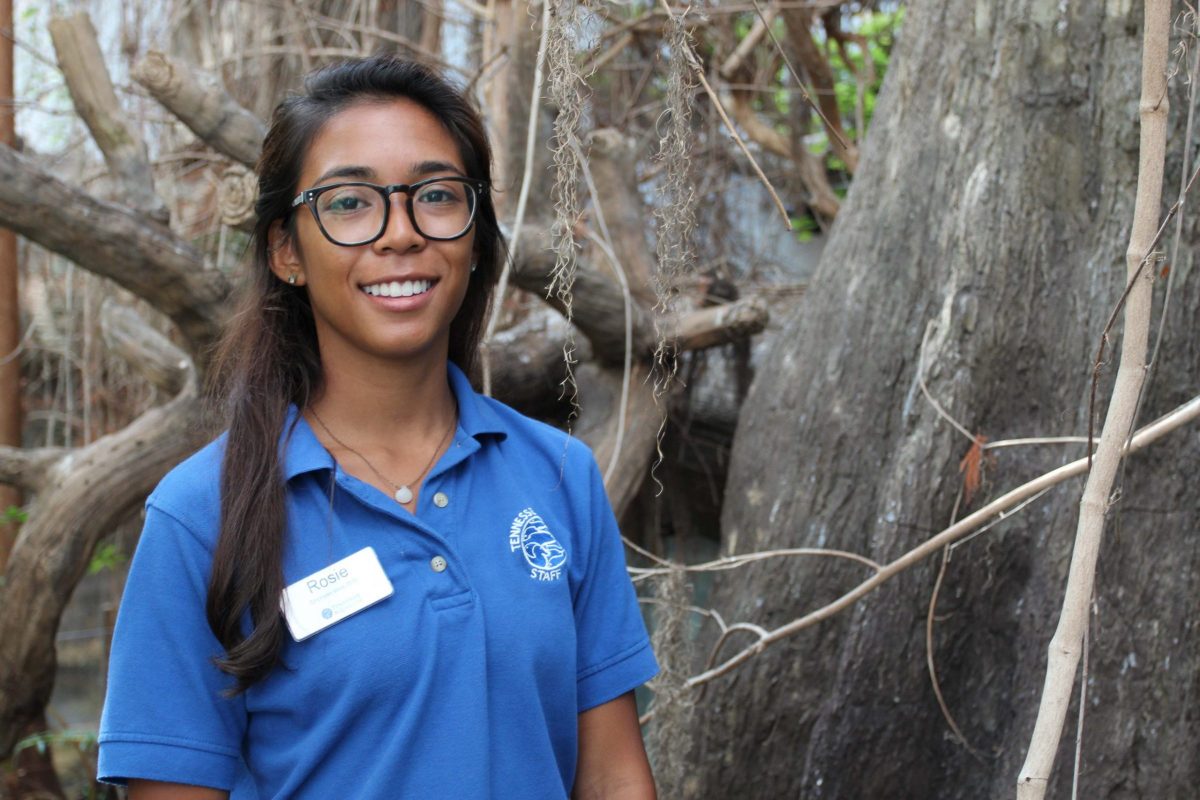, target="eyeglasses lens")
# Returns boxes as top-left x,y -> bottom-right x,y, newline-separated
315,181 -> 478,245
